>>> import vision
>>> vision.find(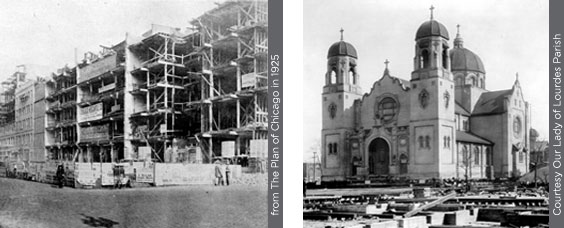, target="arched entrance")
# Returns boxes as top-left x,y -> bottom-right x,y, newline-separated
368,138 -> 390,175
